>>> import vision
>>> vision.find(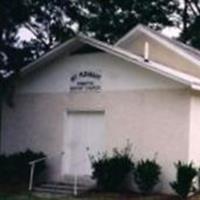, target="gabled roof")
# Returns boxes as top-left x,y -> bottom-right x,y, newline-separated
21,37 -> 84,74
115,24 -> 200,66
79,34 -> 200,90
21,27 -> 200,91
